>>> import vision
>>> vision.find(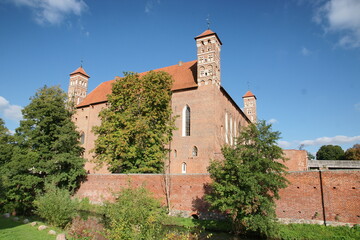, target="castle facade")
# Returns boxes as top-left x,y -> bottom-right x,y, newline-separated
69,29 -> 257,174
